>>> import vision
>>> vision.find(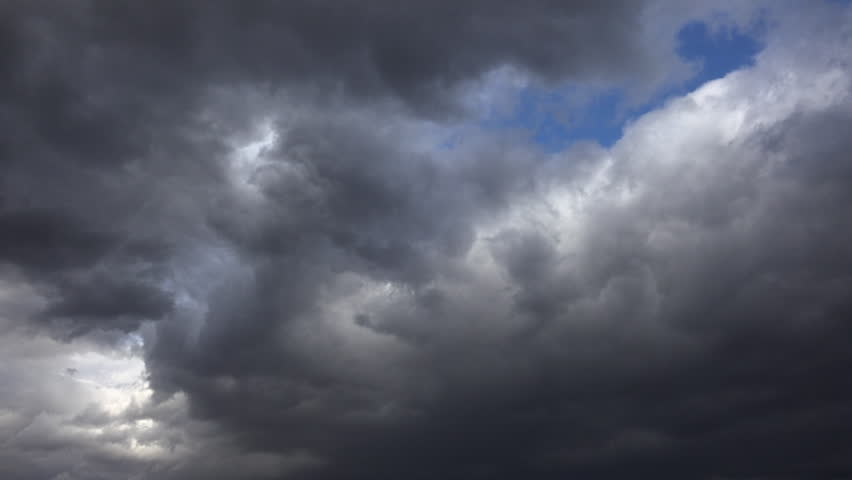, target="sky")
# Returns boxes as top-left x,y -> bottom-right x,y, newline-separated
1,1 -> 851,479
